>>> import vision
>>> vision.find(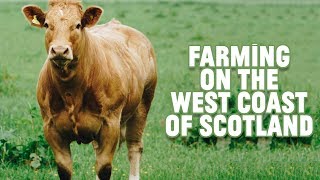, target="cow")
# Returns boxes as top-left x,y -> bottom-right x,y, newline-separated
21,0 -> 157,179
